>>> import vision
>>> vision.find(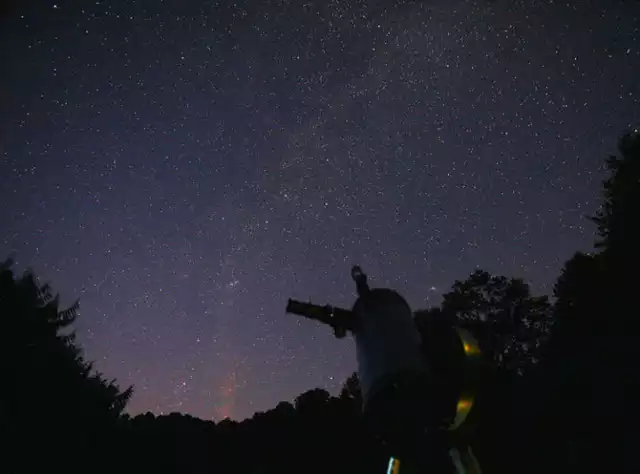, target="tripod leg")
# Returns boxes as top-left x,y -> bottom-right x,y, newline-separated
385,443 -> 480,474
387,458 -> 401,474
449,445 -> 482,474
